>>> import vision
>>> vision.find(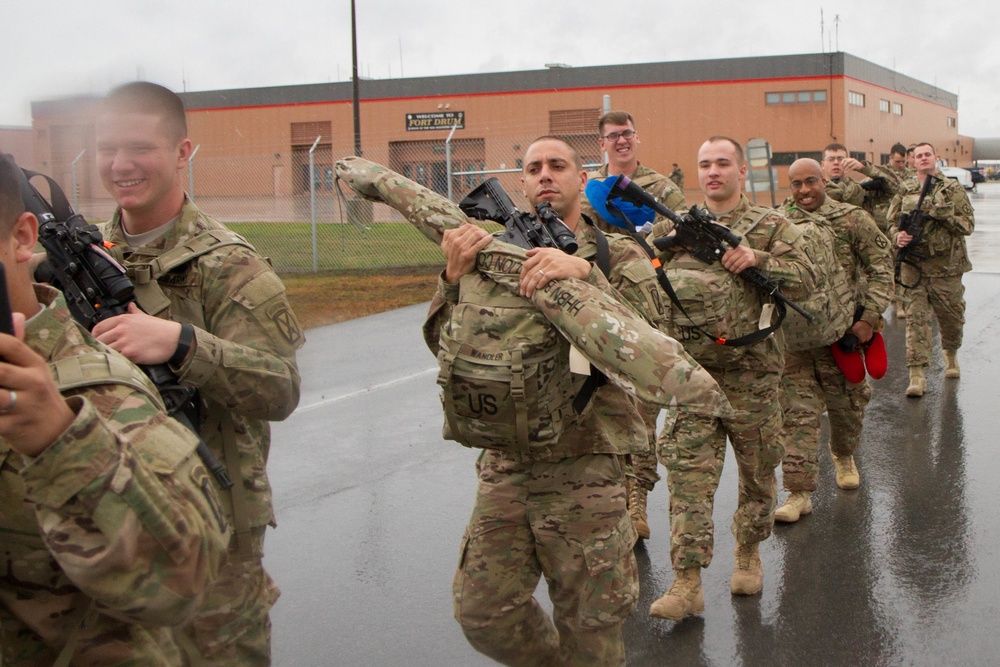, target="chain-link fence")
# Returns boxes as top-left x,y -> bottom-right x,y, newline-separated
66,125 -> 623,274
